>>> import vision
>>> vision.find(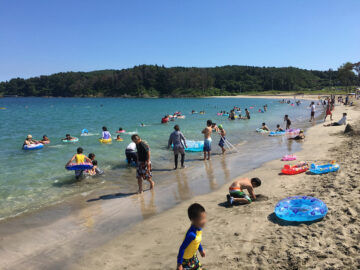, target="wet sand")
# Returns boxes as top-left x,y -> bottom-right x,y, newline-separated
67,99 -> 360,269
